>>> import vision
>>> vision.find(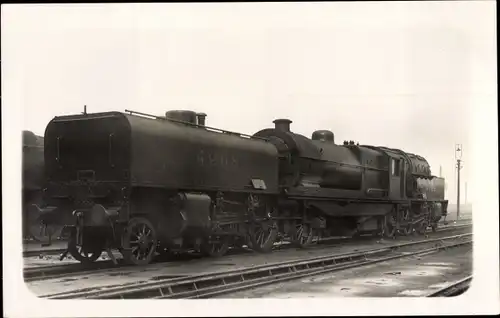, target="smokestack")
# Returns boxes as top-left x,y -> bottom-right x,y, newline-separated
196,112 -> 207,126
273,119 -> 292,132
